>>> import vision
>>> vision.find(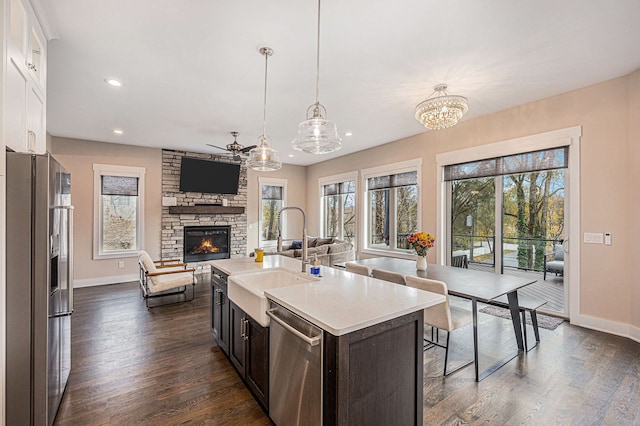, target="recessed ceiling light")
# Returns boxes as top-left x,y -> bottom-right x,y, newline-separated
345,131 -> 353,137
288,154 -> 294,158
113,129 -> 124,135
105,79 -> 122,87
